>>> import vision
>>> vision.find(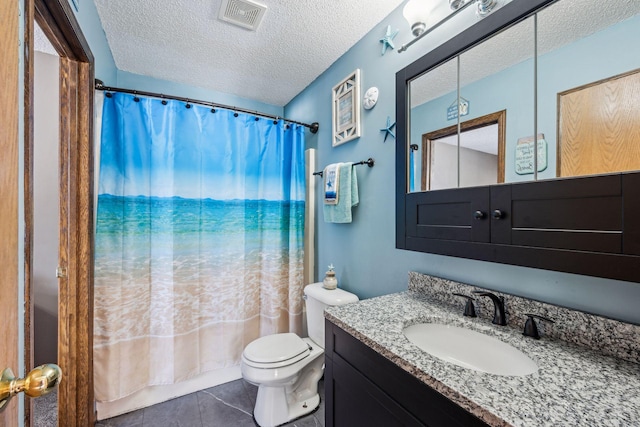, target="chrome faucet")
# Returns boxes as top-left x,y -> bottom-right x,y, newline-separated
472,291 -> 506,326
